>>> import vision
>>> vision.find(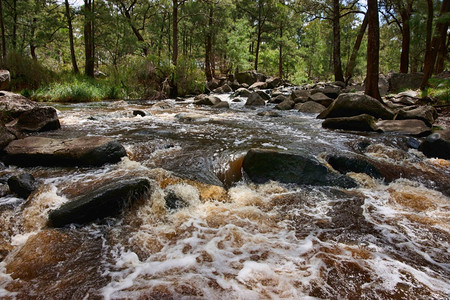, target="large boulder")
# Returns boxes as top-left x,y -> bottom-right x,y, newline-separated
235,71 -> 258,86
308,92 -> 334,107
291,89 -> 310,103
317,93 -> 395,120
418,130 -> 450,159
256,90 -> 271,101
266,77 -> 282,89
275,99 -> 295,110
296,101 -> 327,114
311,86 -> 341,99
388,72 -> 424,93
322,114 -> 380,132
245,92 -> 266,106
376,119 -> 431,136
395,106 -> 438,127
4,136 -> 127,167
269,94 -> 287,104
48,177 -> 152,227
0,125 -> 16,149
0,91 -> 60,132
0,70 -> 10,90
234,88 -> 251,98
242,148 -> 357,188
7,173 -> 37,199
249,81 -> 268,90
